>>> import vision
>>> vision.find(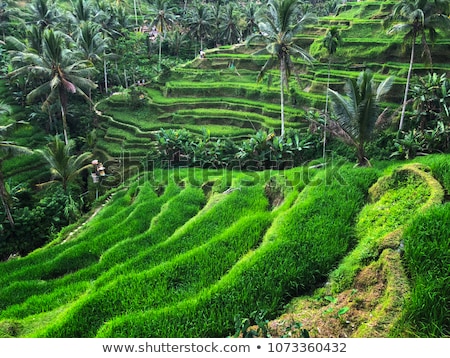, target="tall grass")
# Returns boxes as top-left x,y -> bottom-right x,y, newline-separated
399,203 -> 450,337
329,164 -> 442,293
0,182 -> 177,311
38,211 -> 272,337
95,166 -> 378,337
